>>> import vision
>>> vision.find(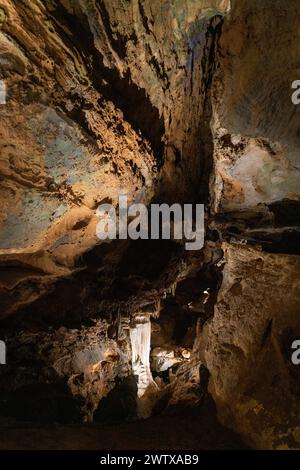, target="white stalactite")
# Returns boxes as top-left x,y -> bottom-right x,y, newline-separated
130,314 -> 155,397
129,314 -> 158,418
